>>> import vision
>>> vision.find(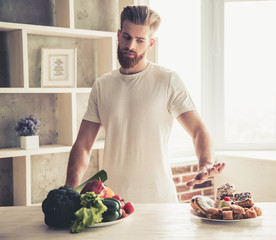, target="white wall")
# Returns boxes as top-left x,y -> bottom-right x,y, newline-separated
215,152 -> 276,202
